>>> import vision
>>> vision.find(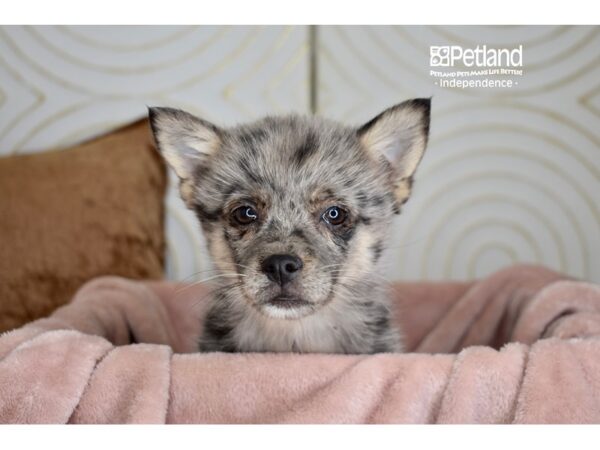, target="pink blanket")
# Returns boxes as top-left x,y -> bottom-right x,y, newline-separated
1,264 -> 600,423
